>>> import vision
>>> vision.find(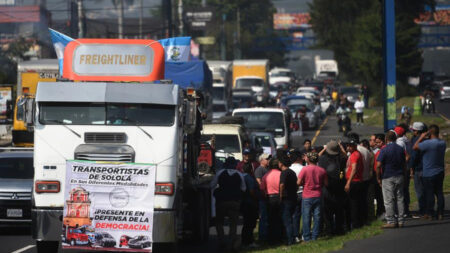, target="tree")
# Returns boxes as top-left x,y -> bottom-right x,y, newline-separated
309,0 -> 435,98
0,37 -> 34,84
